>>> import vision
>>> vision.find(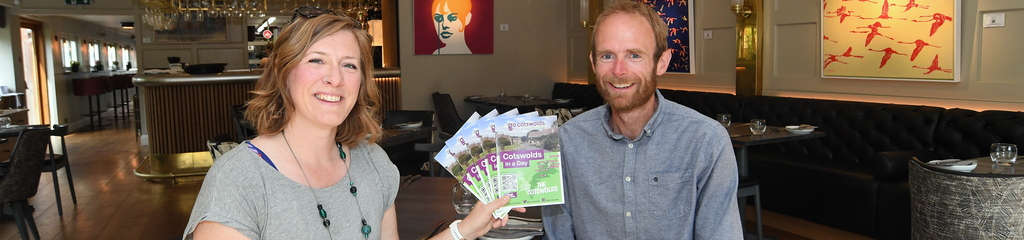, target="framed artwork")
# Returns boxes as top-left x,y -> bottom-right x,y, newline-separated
821,0 -> 960,82
637,0 -> 694,74
414,0 -> 494,55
